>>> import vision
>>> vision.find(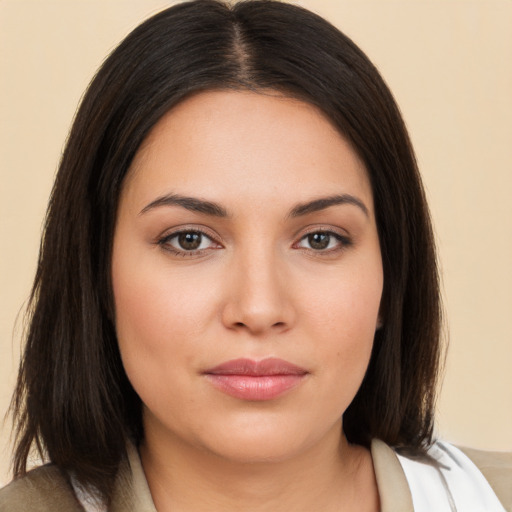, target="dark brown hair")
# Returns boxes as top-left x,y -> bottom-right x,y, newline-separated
12,0 -> 442,501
